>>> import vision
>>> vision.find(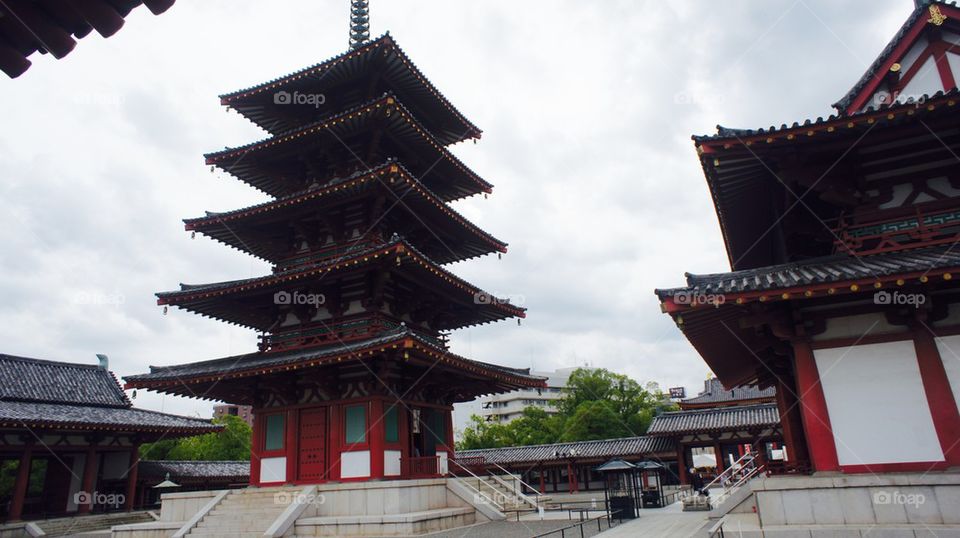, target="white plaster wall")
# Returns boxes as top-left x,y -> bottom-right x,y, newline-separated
260,457 -> 286,483
934,334 -> 960,411
341,450 -> 371,478
949,52 -> 960,90
814,340 -> 944,465
384,450 -> 402,476
812,312 -> 904,341
900,56 -> 944,102
438,452 -> 448,474
904,37 -> 929,71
